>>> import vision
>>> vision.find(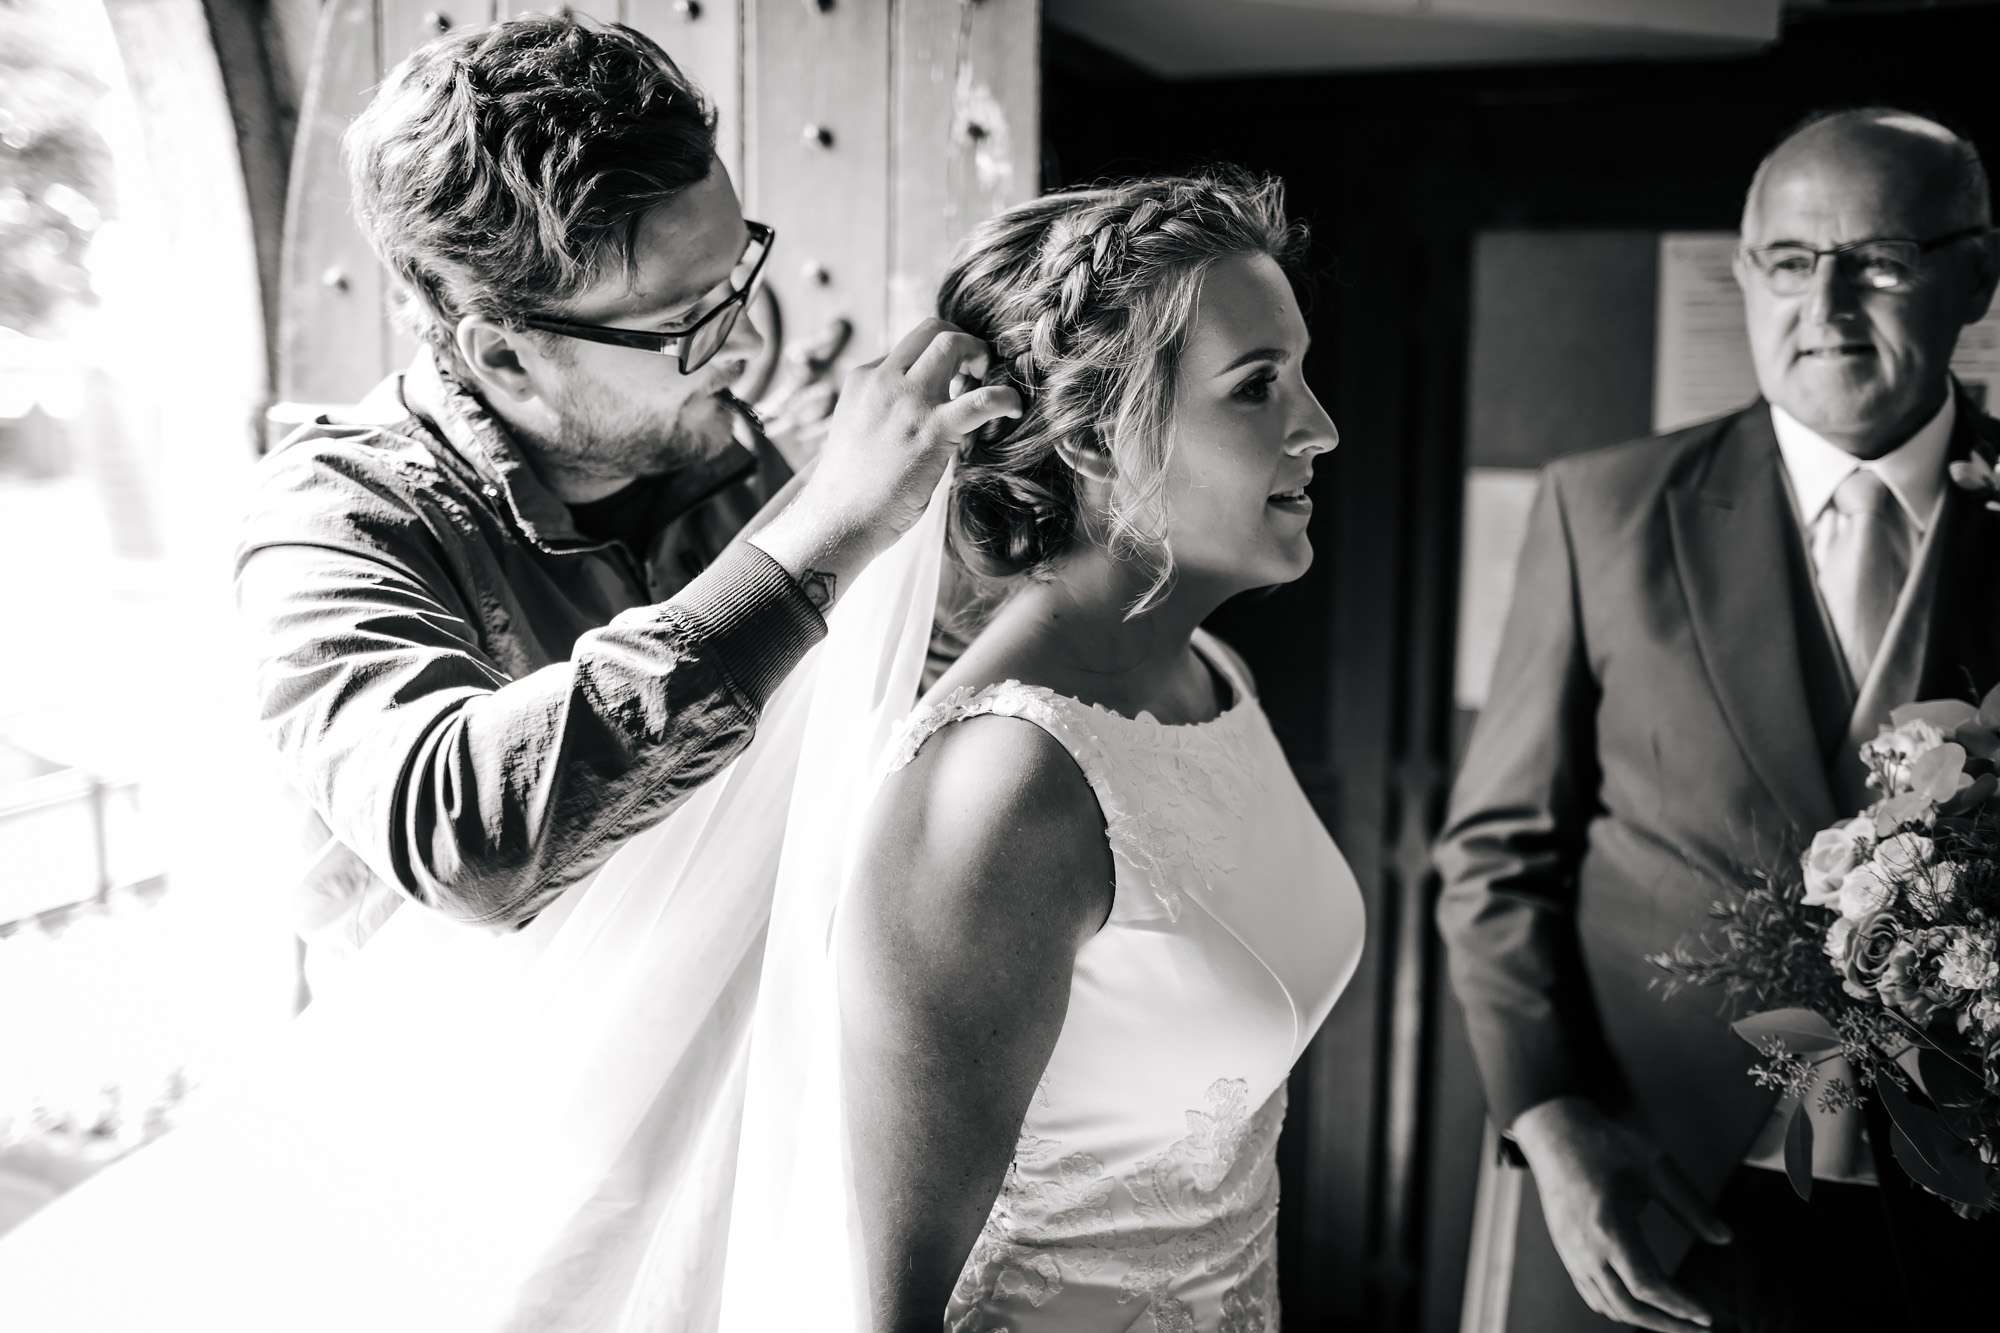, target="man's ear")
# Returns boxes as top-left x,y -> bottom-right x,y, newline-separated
1054,433 -> 1116,485
1730,246 -> 1753,299
1962,230 -> 2000,326
455,316 -> 541,405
